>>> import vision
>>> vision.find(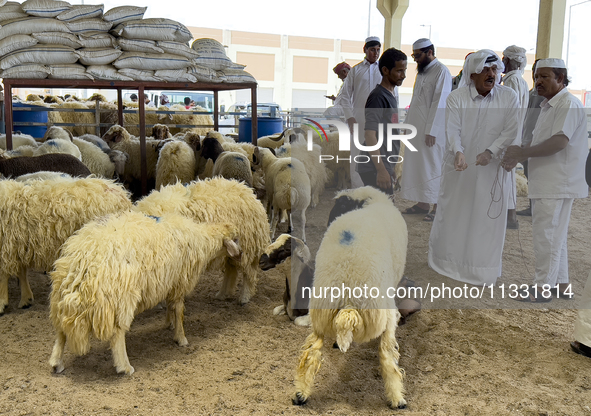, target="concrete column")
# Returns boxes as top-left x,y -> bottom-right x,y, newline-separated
377,0 -> 409,49
535,0 -> 567,60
